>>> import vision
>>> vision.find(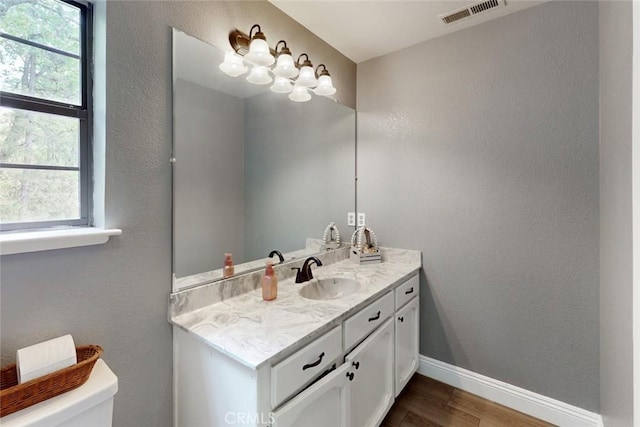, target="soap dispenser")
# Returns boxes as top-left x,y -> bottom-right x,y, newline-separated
262,261 -> 277,301
223,253 -> 234,278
